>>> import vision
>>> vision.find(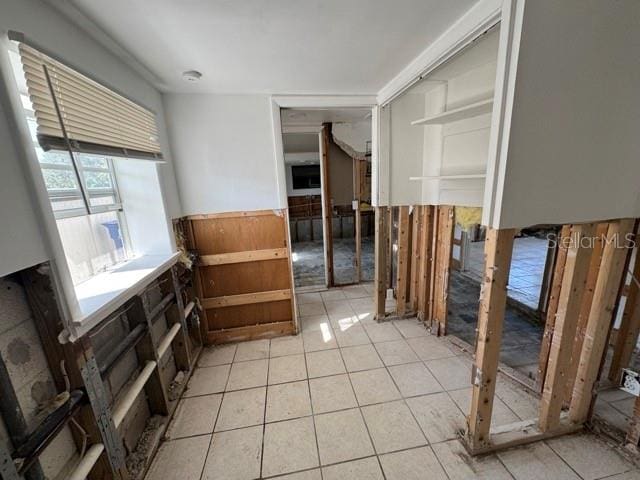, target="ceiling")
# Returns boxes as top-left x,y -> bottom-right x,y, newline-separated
281,107 -> 371,126
283,133 -> 319,154
47,0 -> 477,94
